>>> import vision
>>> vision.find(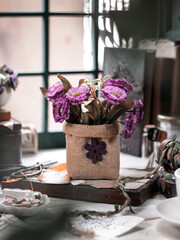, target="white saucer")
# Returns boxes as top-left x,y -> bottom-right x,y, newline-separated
157,197 -> 180,227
